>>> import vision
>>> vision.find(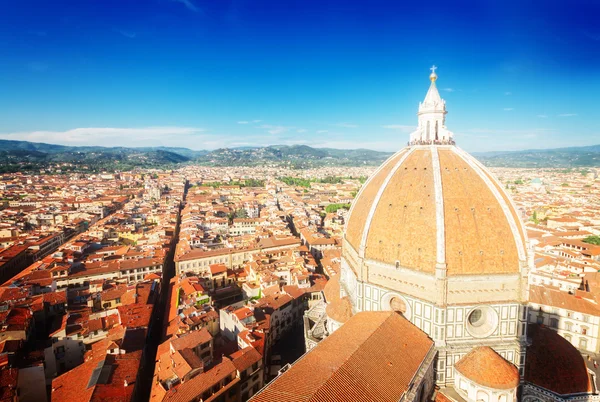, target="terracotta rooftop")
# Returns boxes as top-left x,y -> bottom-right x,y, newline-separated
325,295 -> 352,324
162,358 -> 237,402
525,324 -> 592,395
170,328 -> 212,352
230,346 -> 262,372
345,147 -> 526,276
454,346 -> 519,390
251,311 -> 433,402
529,285 -> 600,315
